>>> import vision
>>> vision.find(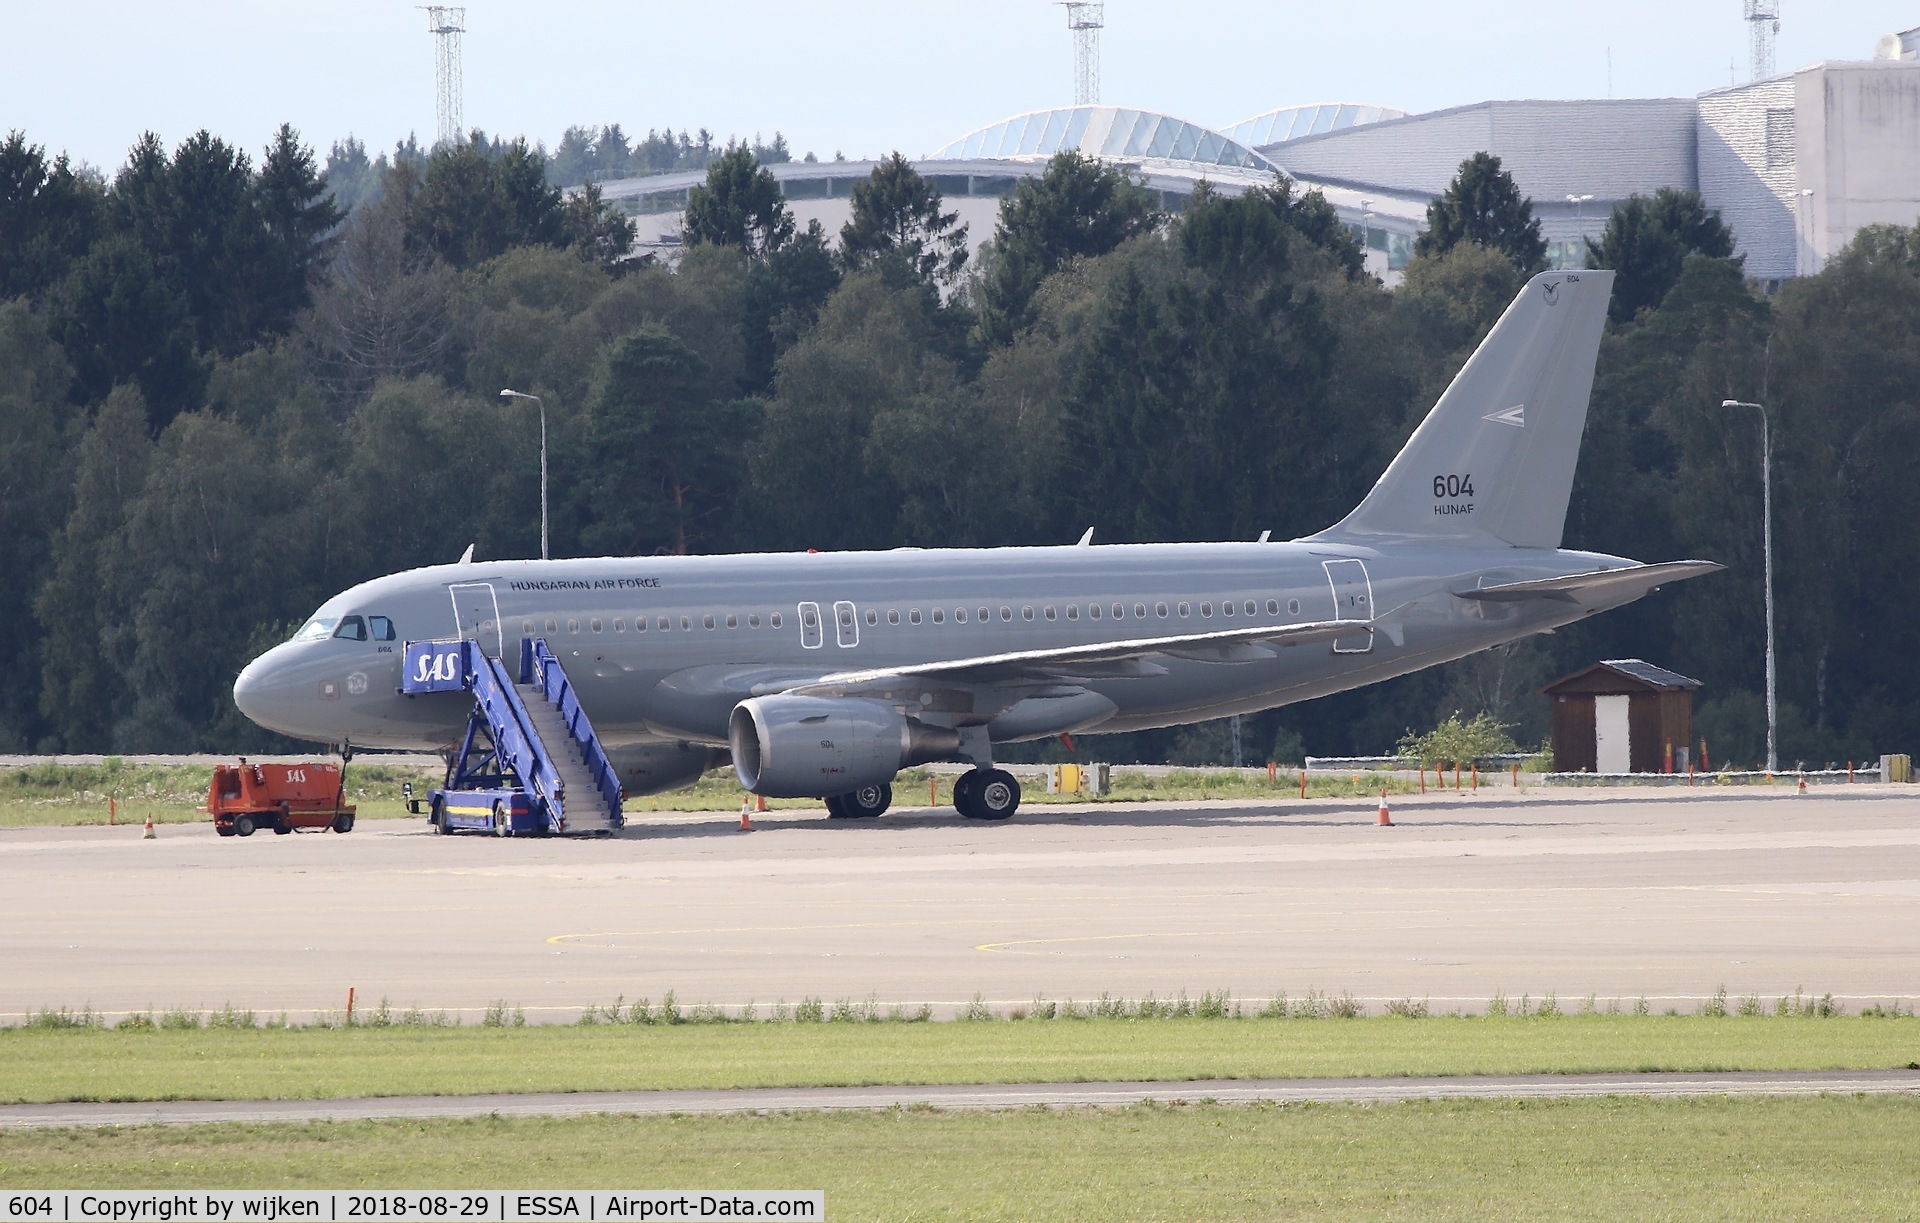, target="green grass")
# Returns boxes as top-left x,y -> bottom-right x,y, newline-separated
0,762 -> 1433,827
0,760 -> 439,827
5,1016 -> 1919,1105
3,1098 -> 1918,1219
